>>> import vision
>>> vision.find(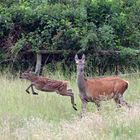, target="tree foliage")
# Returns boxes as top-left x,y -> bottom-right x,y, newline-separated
0,0 -> 140,73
